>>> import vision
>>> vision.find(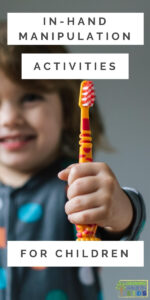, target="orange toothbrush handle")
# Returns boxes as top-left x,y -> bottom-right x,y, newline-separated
76,106 -> 100,241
